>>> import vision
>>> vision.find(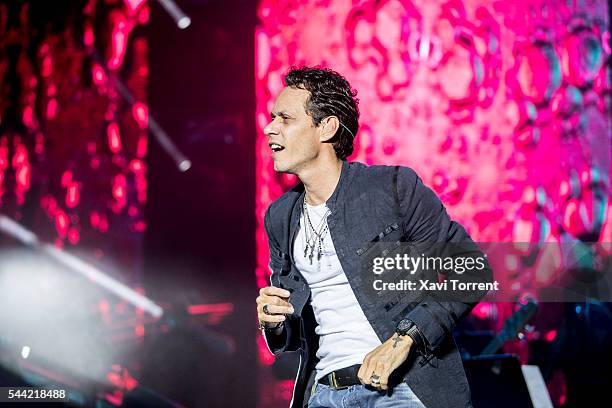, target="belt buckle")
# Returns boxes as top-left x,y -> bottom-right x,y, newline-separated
329,371 -> 348,390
